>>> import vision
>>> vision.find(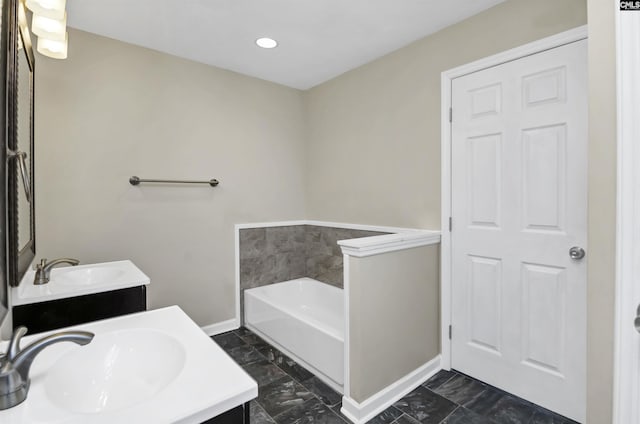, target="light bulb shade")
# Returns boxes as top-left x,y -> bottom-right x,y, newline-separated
26,0 -> 66,20
32,12 -> 66,41
37,32 -> 68,59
